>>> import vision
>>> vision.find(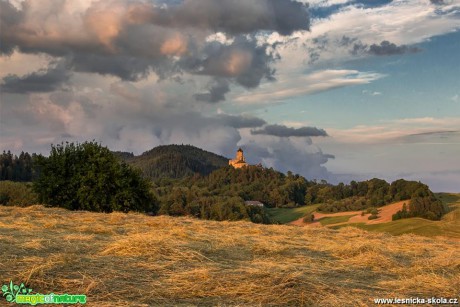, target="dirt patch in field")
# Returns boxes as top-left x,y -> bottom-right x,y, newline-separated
291,201 -> 408,227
